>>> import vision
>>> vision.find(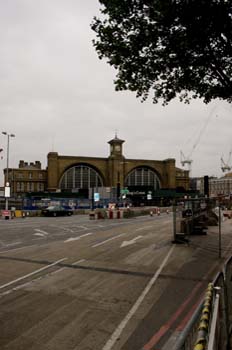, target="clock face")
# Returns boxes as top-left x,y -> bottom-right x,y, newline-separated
115,145 -> 121,152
